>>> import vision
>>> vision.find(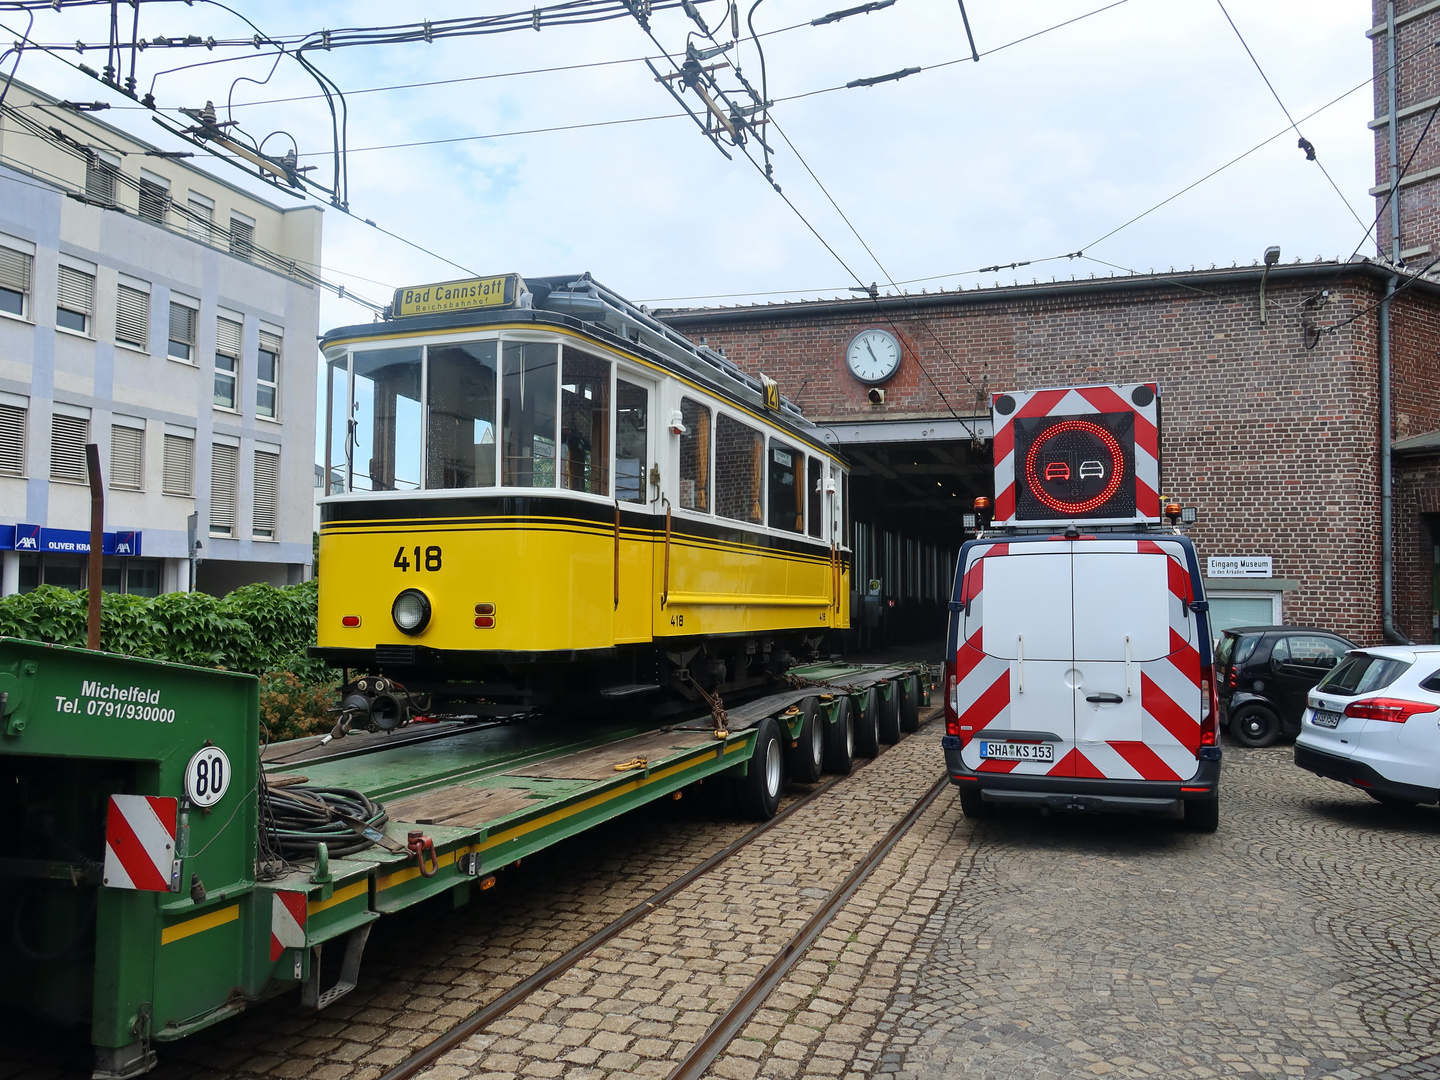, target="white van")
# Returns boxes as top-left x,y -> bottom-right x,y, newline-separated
942,528 -> 1221,830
